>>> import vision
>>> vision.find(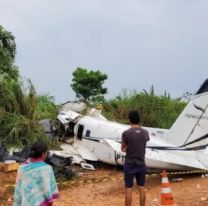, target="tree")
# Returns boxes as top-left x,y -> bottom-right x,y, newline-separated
0,25 -> 19,80
71,67 -> 108,102
0,25 -> 16,59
